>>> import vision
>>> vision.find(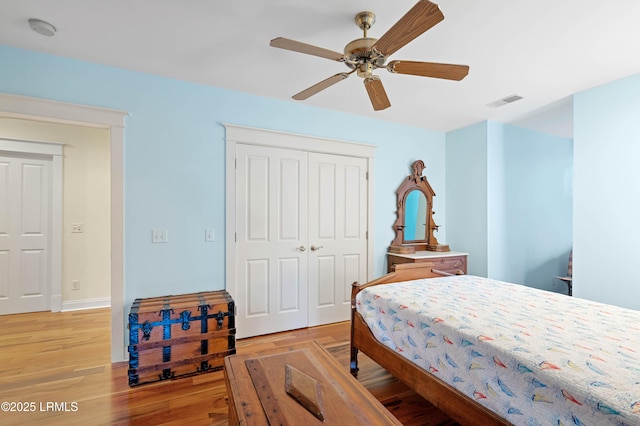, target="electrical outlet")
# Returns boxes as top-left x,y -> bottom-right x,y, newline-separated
152,229 -> 169,243
72,280 -> 79,291
71,223 -> 84,233
205,229 -> 215,242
